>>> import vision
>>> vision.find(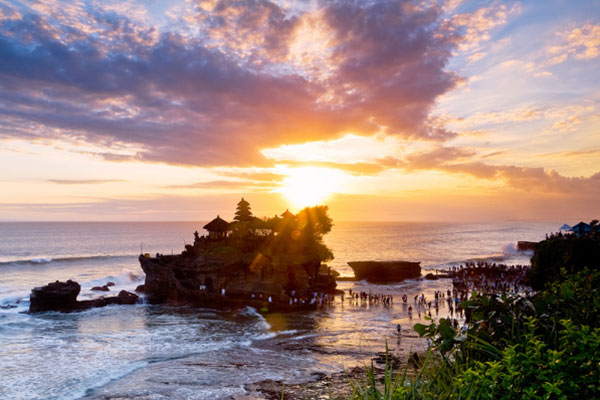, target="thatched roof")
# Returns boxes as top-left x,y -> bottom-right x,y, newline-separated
251,216 -> 268,228
203,215 -> 231,232
228,216 -> 268,229
570,222 -> 591,233
281,209 -> 295,218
